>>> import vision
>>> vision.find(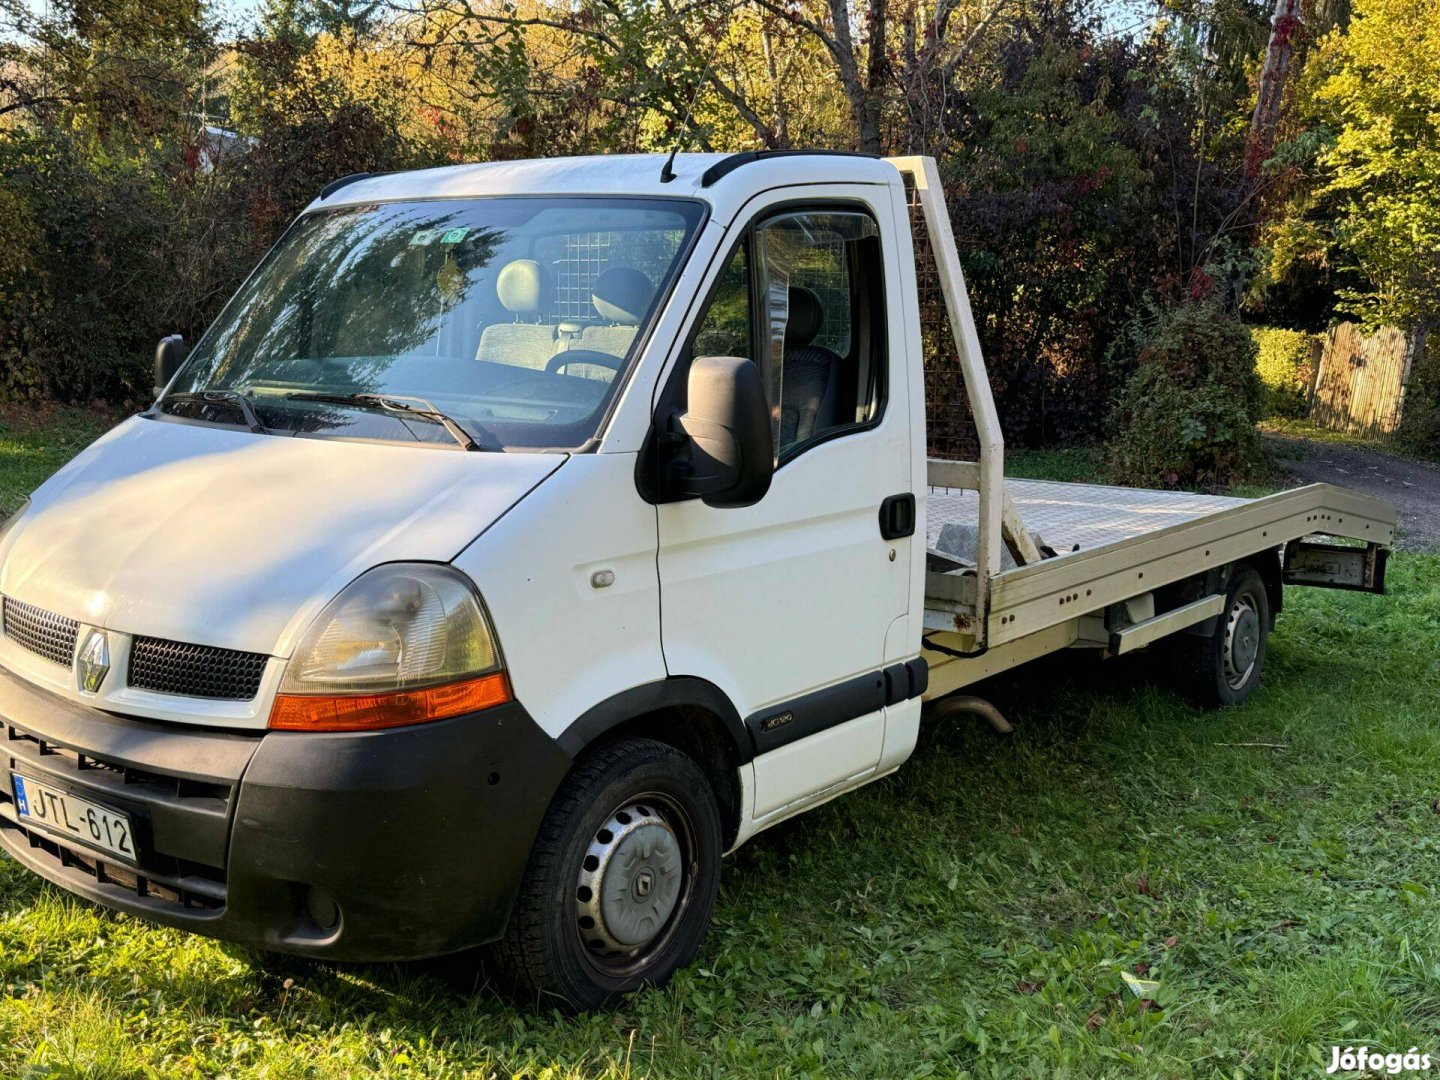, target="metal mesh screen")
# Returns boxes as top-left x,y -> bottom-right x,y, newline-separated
905,174 -> 979,462
538,230 -> 688,323
550,231 -> 615,320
